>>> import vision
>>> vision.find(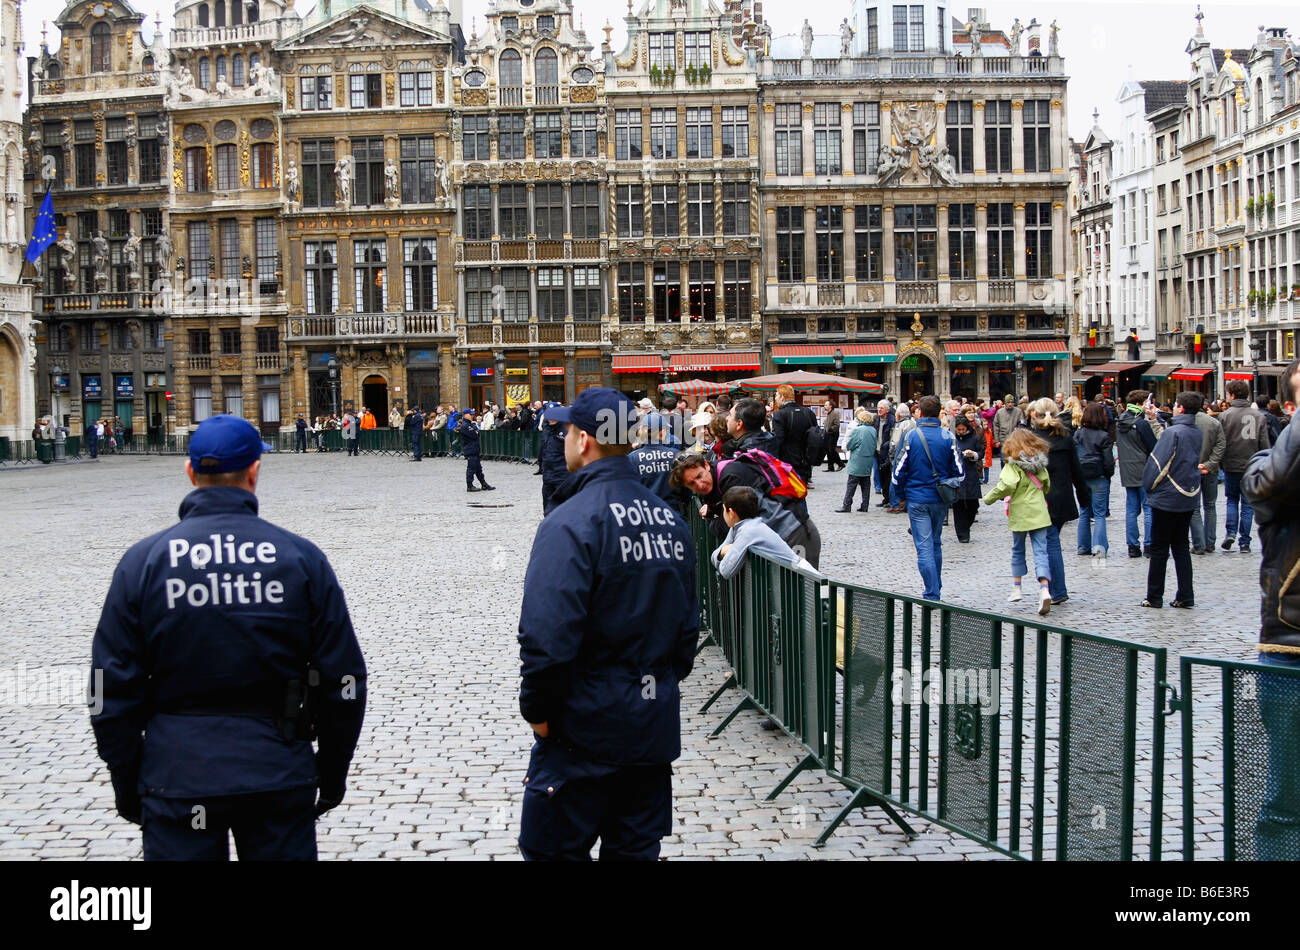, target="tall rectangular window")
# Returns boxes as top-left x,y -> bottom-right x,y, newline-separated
723,261 -> 751,321
687,261 -> 716,321
650,109 -> 677,159
219,218 -> 240,281
687,183 -> 714,237
893,5 -> 909,49
686,108 -> 713,159
402,238 -> 437,311
721,106 -> 749,158
776,207 -> 804,282
463,185 -> 492,240
985,101 -> 1013,173
463,115 -> 490,160
498,115 -> 525,160
465,270 -> 493,323
684,31 -> 710,67
617,263 -> 646,322
649,33 -> 676,70
75,121 -> 96,187
399,64 -> 433,107
257,327 -> 279,354
854,205 -> 883,280
537,268 -> 566,321
573,267 -> 601,321
722,182 -> 749,235
615,110 -> 643,160
192,383 -> 212,423
814,103 -> 841,175
909,5 -> 925,50
498,268 -> 529,321
354,238 -> 387,312
617,185 -> 644,238
255,217 -> 278,295
349,70 -> 382,109
853,102 -> 880,174
653,262 -> 681,322
215,144 -> 238,191
1025,202 -> 1053,278
252,143 -> 275,189
498,184 -> 529,239
187,222 -> 211,285
948,203 -> 976,279
570,112 -> 598,158
815,206 -> 843,281
301,139 -> 335,208
185,148 -> 208,193
867,8 -> 879,53
106,118 -> 128,186
305,241 -> 338,314
534,113 -> 562,158
400,136 -> 438,204
571,183 -> 601,238
893,204 -> 937,280
774,104 -> 803,176
535,183 -> 564,239
987,202 -> 1015,278
220,327 -> 242,355
651,184 -> 679,237
299,73 -> 332,111
352,137 -> 385,206
946,101 -> 974,174
1023,100 -> 1052,173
